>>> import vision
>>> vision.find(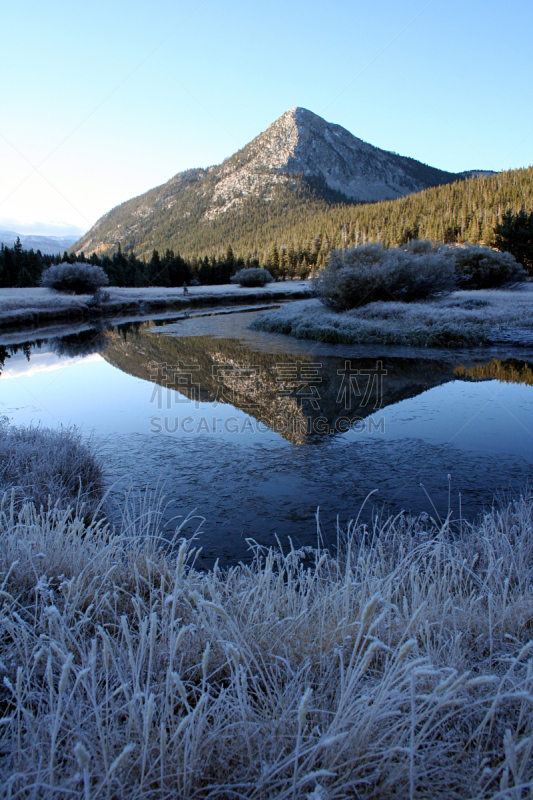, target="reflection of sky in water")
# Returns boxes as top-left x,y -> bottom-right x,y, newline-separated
0,351 -> 102,379
0,352 -> 283,445
348,380 -> 533,462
